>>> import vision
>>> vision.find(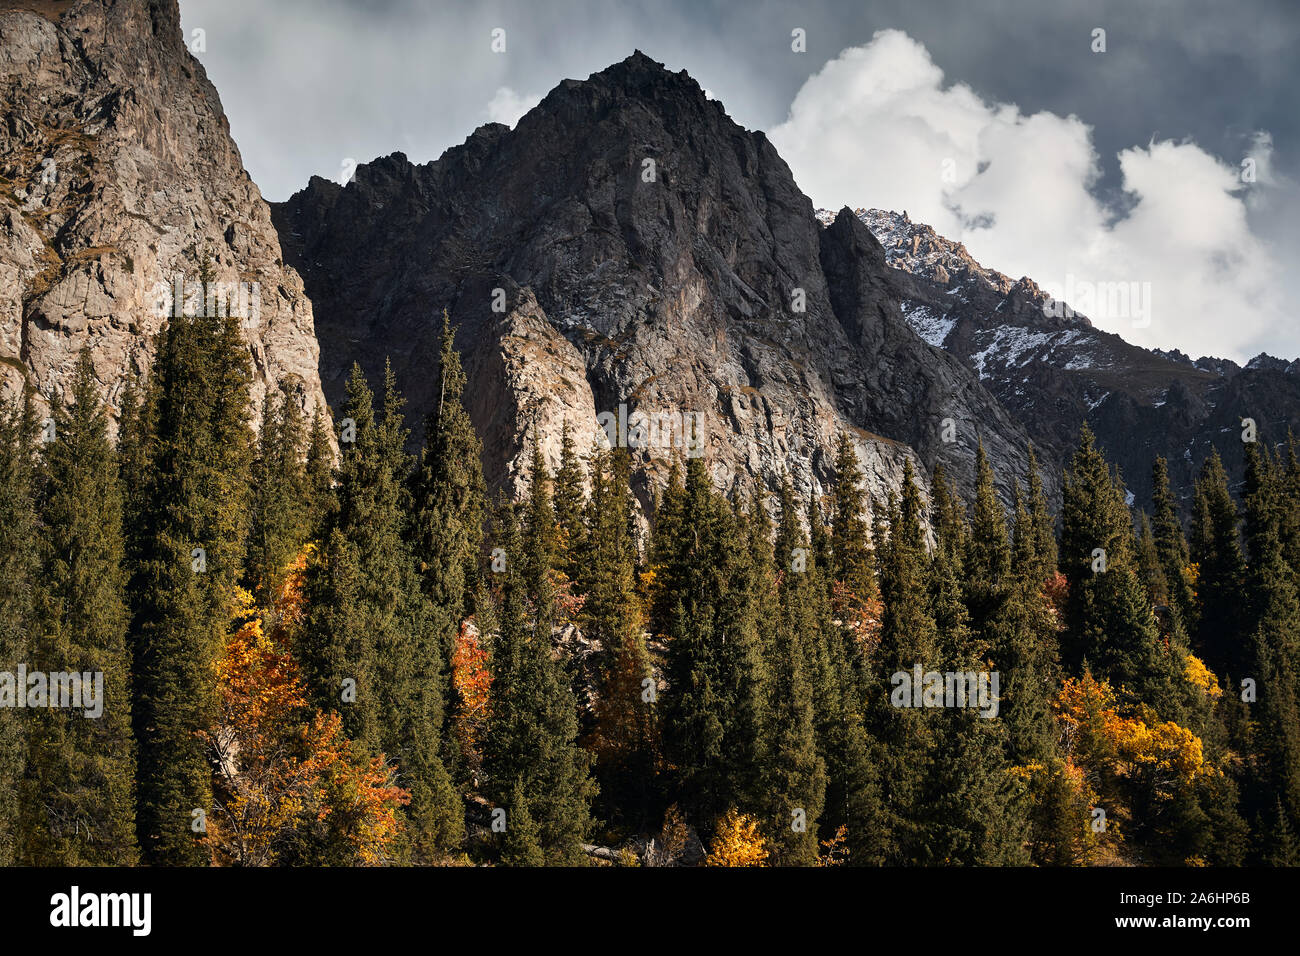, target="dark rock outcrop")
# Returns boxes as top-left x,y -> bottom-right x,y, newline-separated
276,52 -> 1045,514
